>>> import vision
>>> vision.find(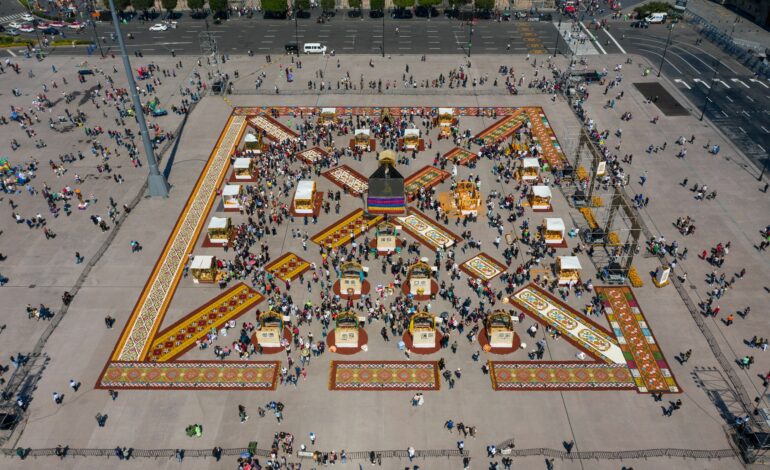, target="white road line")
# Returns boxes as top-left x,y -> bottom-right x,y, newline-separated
746,96 -> 755,102
601,27 -> 625,54
638,47 -> 683,75
7,49 -> 16,57
762,126 -> 769,133
721,110 -> 728,117
731,78 -> 750,88
674,79 -> 690,89
714,79 -> 731,89
579,22 -> 606,54
739,126 -> 746,133
725,95 -> 733,102
749,79 -> 769,89
742,110 -> 750,116
759,145 -> 766,152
